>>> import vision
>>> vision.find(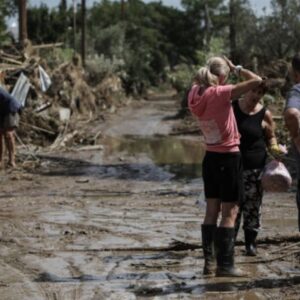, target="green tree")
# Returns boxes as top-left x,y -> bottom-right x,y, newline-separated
0,0 -> 18,42
255,0 -> 300,62
27,3 -> 73,44
226,0 -> 256,64
181,0 -> 224,53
